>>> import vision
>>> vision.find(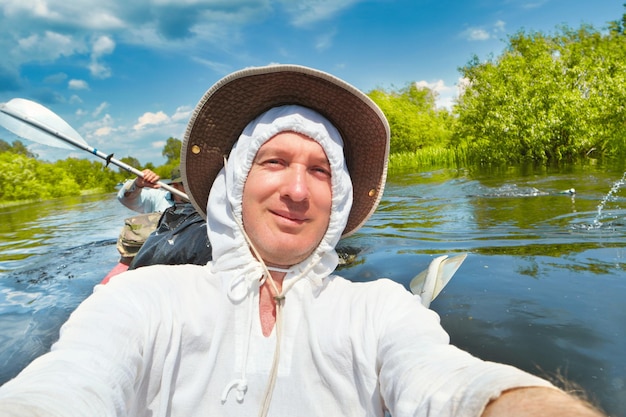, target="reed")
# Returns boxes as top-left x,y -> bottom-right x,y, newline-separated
388,146 -> 470,174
